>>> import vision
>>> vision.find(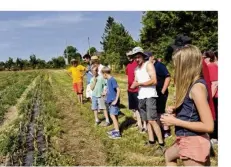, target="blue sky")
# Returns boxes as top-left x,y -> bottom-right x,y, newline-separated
0,11 -> 143,62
